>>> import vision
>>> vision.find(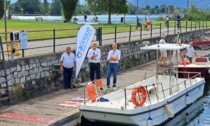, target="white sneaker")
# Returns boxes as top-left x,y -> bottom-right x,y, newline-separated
104,87 -> 110,91
113,87 -> 117,91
